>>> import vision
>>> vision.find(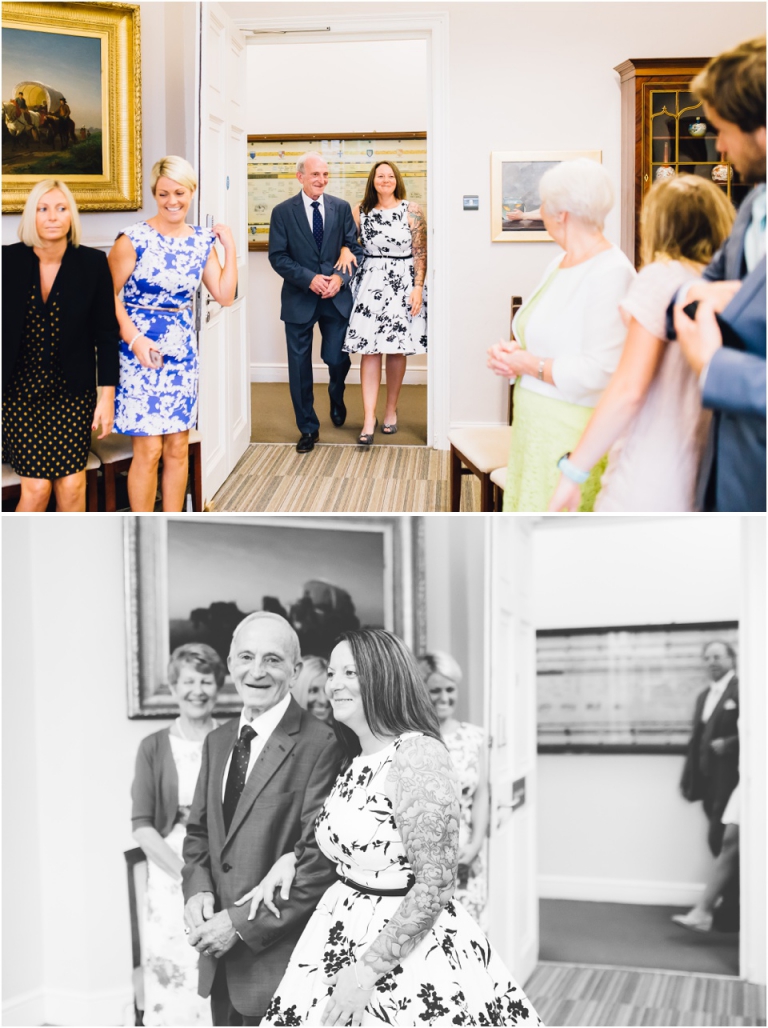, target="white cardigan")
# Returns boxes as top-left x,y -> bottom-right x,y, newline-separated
513,245 -> 637,407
